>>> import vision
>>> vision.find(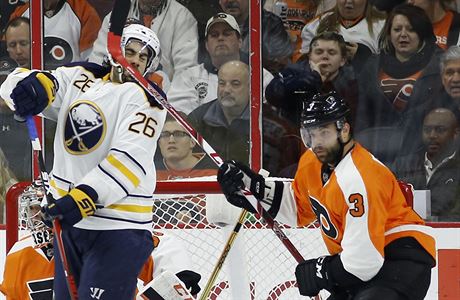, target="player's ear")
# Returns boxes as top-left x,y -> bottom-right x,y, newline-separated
339,122 -> 351,140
